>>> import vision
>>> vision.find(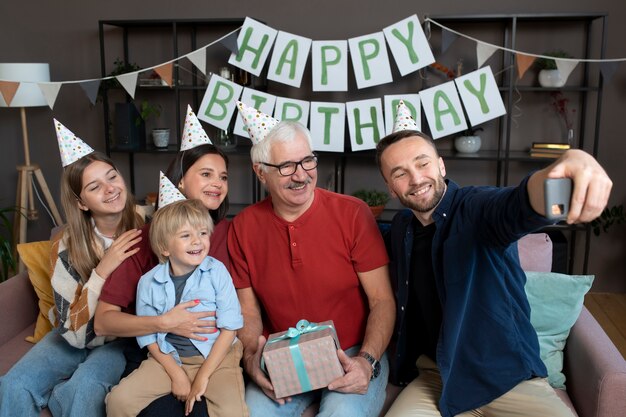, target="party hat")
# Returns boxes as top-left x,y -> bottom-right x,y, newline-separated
54,118 -> 95,167
158,171 -> 186,208
236,100 -> 279,145
181,105 -> 212,151
392,100 -> 419,133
